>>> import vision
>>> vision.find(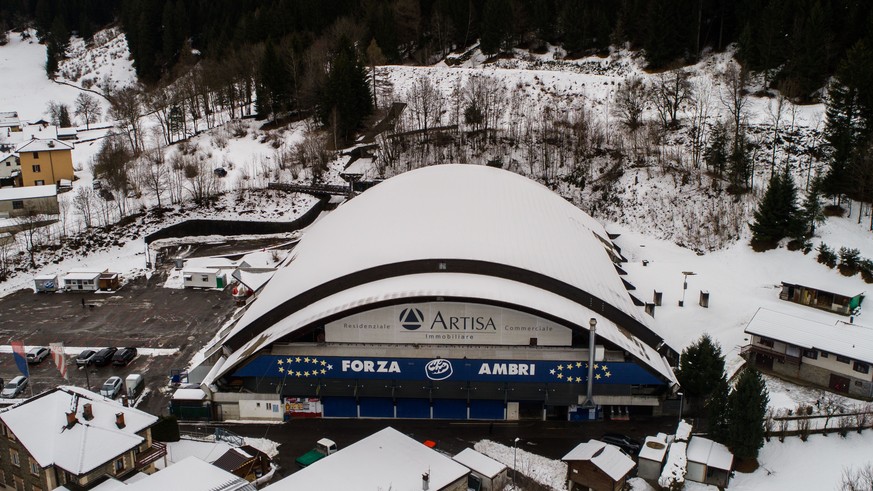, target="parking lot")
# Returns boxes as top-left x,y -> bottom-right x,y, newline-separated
0,272 -> 237,414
